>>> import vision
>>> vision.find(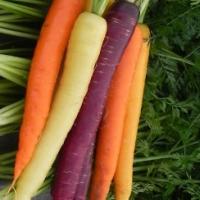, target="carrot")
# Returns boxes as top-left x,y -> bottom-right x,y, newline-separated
15,12 -> 107,200
73,142 -> 95,200
52,2 -> 139,200
89,25 -> 143,200
114,24 -> 151,200
13,0 -> 85,183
